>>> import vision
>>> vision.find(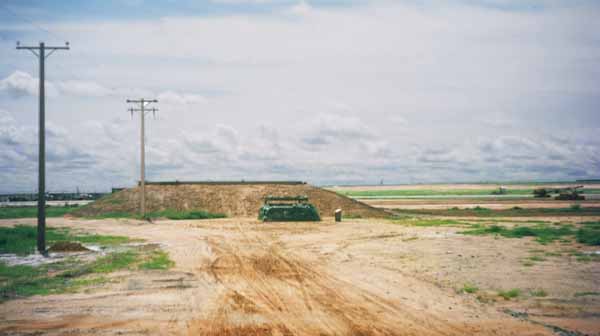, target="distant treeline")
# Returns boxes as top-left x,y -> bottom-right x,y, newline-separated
0,192 -> 107,202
